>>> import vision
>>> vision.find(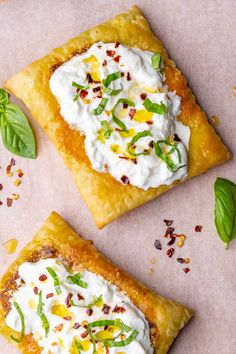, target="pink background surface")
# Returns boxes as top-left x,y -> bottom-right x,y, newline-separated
0,1 -> 236,353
